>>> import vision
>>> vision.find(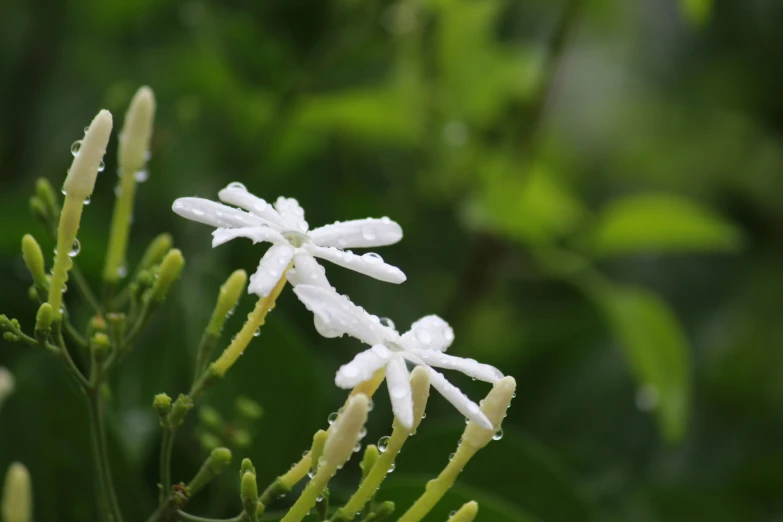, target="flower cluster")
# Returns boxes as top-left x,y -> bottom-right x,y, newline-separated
173,185 -> 505,430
